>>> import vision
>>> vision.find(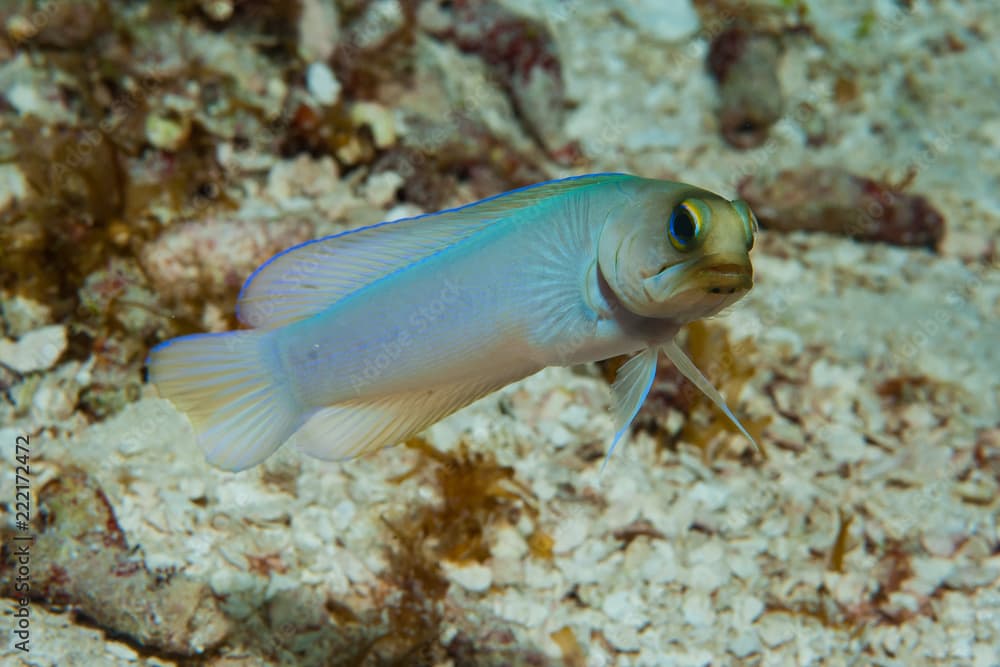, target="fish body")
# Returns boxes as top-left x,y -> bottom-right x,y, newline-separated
148,173 -> 760,471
